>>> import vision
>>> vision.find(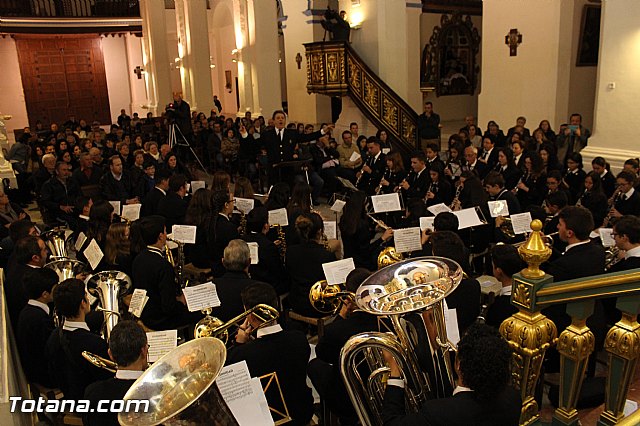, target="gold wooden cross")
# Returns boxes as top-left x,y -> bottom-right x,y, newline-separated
505,28 -> 522,56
